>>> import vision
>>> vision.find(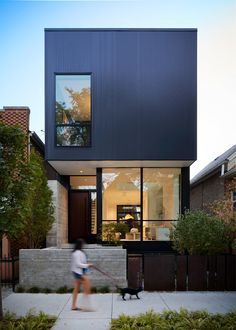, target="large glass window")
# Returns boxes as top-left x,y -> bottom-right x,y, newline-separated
102,168 -> 181,242
143,168 -> 180,220
102,168 -> 141,240
56,75 -> 91,146
143,168 -> 180,241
